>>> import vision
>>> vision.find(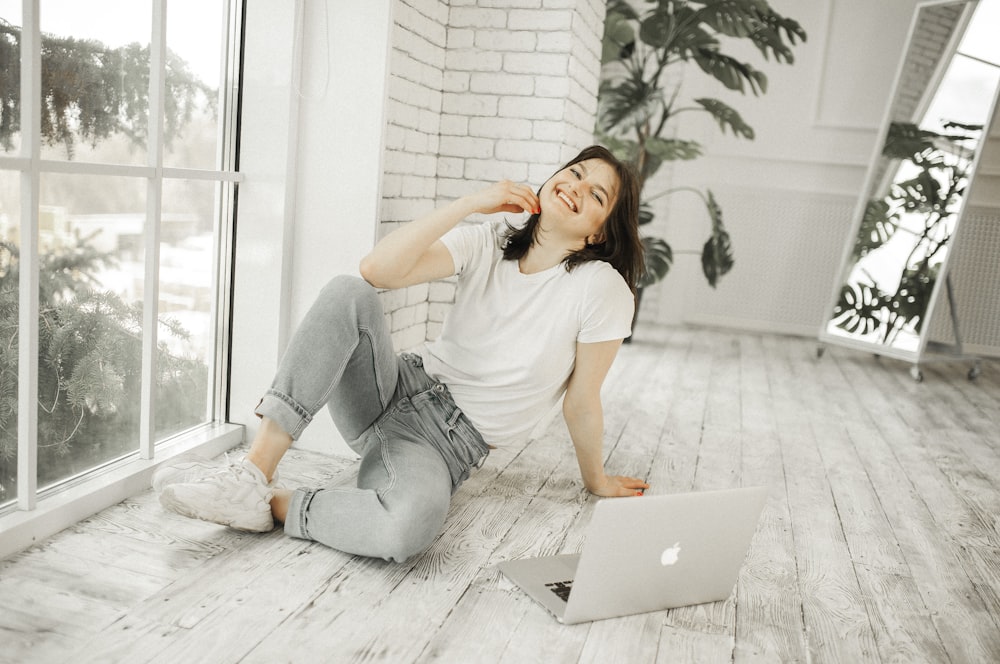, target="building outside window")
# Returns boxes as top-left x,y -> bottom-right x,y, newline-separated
0,0 -> 241,512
